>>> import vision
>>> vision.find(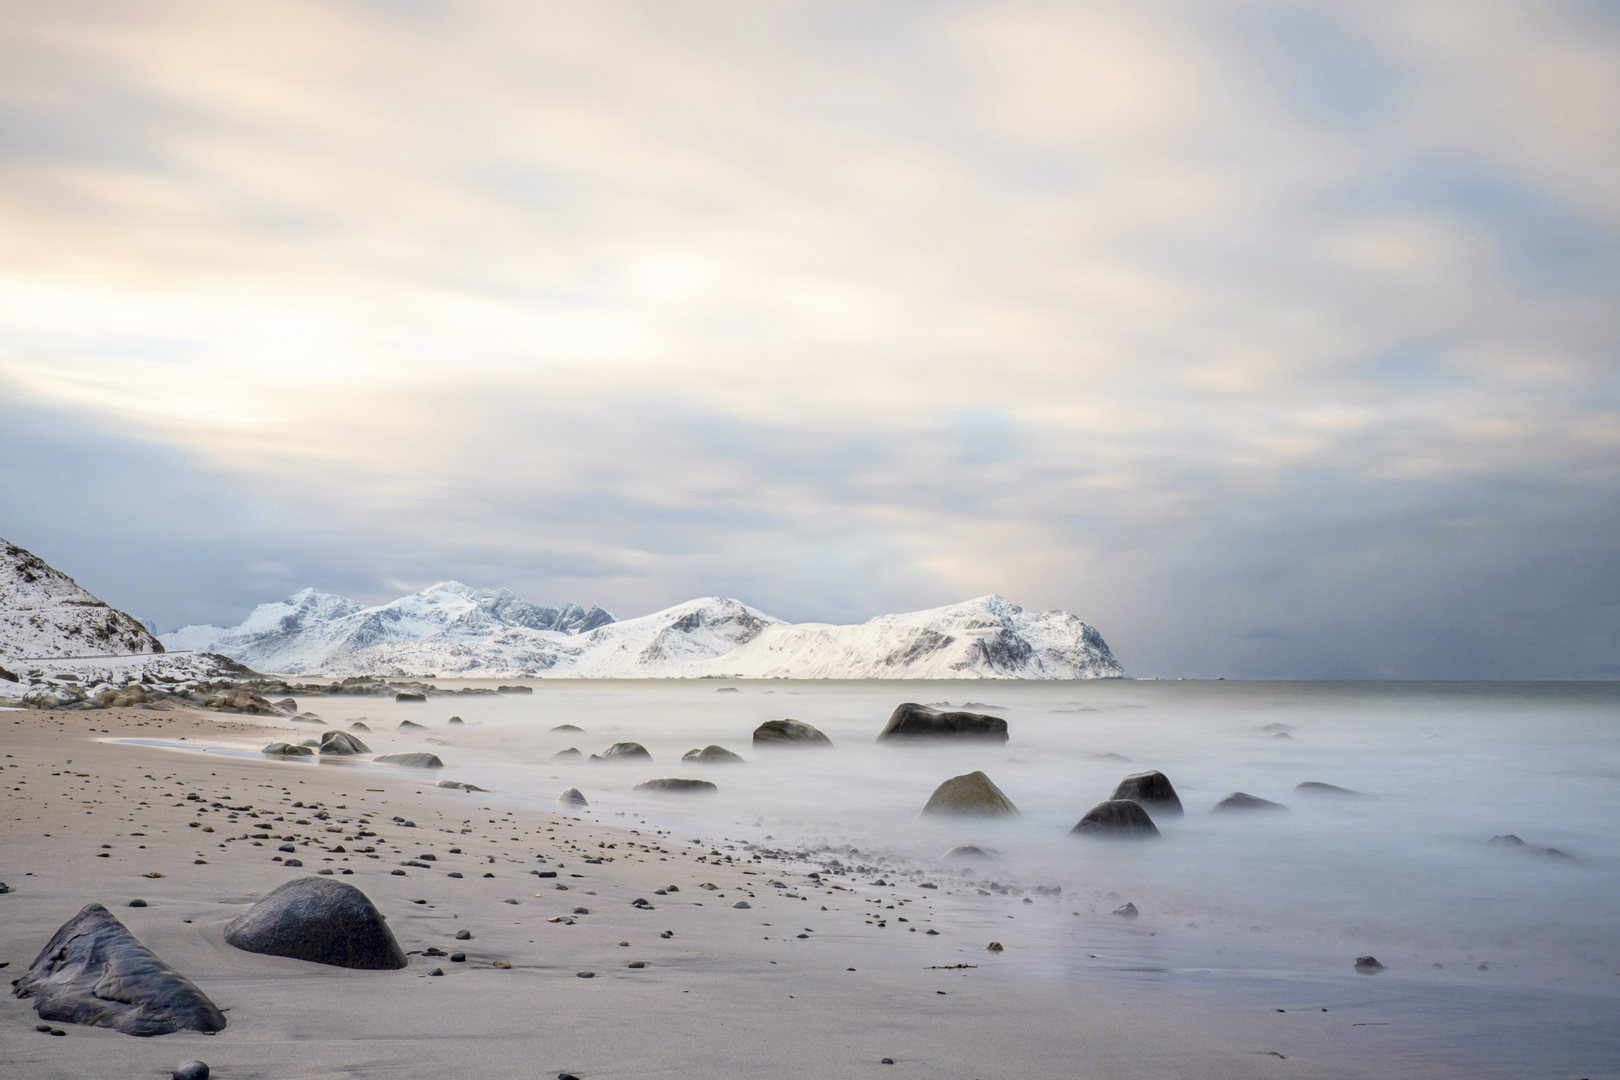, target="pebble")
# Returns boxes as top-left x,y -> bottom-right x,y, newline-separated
881,1058 -> 895,1065
986,942 -> 1003,952
628,961 -> 645,968
173,1062 -> 209,1080
733,901 -> 751,909
450,953 -> 466,962
576,971 -> 595,978
455,930 -> 472,940
129,898 -> 148,907
429,968 -> 444,976
493,960 -> 511,969
284,859 -> 302,867
392,869 -> 407,876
